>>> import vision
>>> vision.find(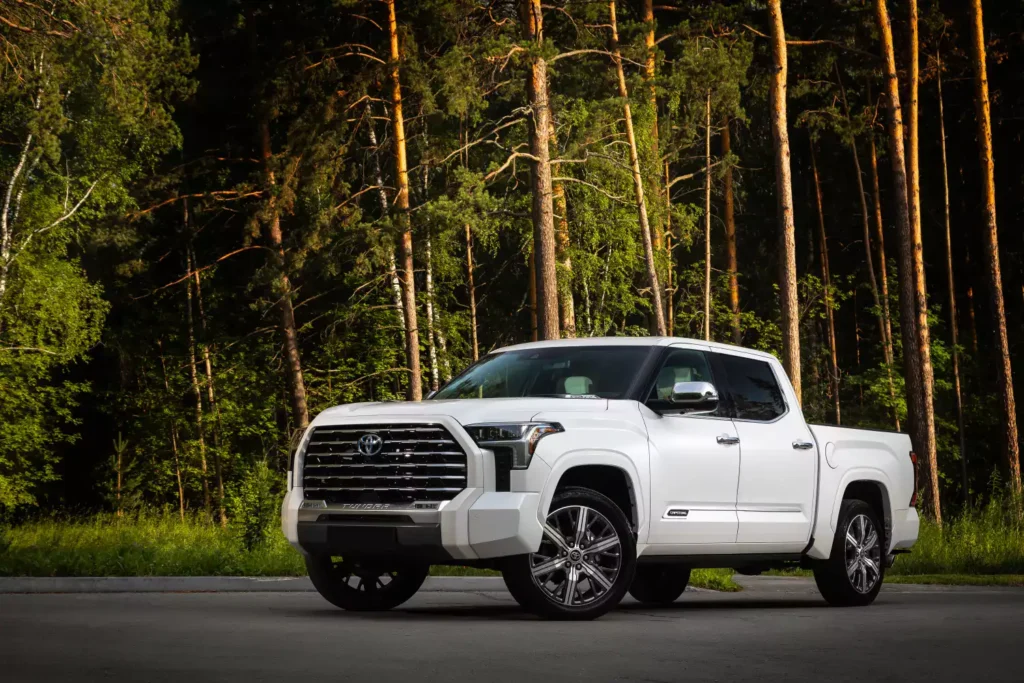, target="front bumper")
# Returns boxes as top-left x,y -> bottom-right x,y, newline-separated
281,415 -> 548,562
